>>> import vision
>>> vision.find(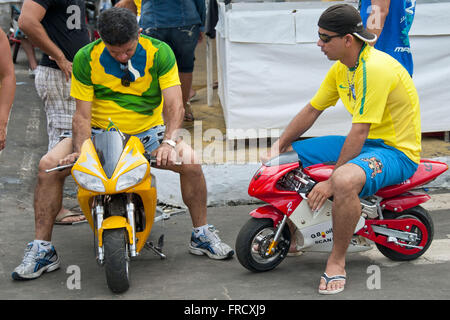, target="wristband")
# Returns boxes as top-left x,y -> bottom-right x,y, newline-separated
162,139 -> 176,148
